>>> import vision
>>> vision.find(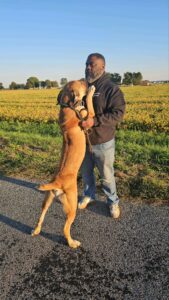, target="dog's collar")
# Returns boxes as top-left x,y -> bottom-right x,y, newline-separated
58,98 -> 88,122
73,106 -> 89,122
58,100 -> 88,122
